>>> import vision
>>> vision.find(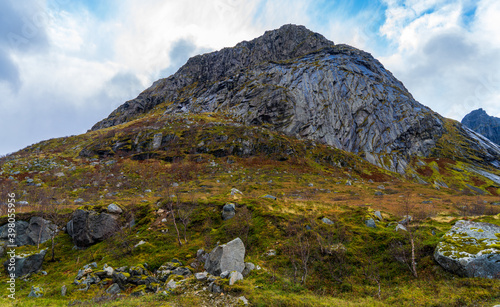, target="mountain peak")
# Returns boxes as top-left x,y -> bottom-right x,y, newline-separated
90,25 -> 500,173
172,24 -> 334,85
462,108 -> 500,146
